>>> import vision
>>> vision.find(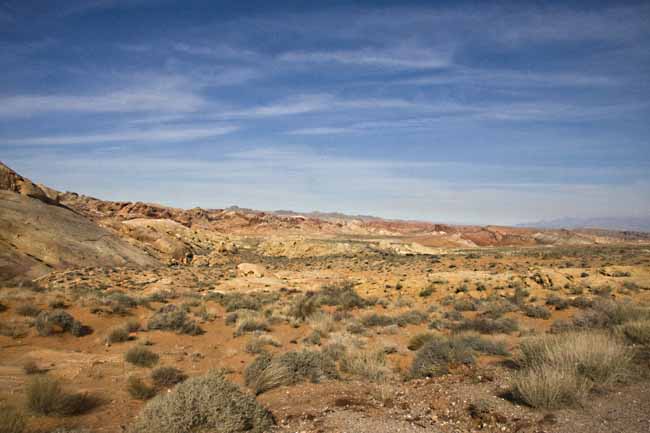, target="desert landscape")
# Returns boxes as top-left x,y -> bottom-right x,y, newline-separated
1,161 -> 650,433
2,2 -> 650,433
